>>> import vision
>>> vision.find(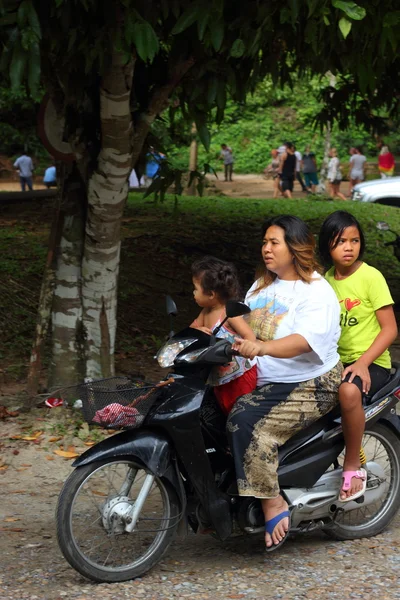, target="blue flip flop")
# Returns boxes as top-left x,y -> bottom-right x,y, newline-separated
265,510 -> 291,553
